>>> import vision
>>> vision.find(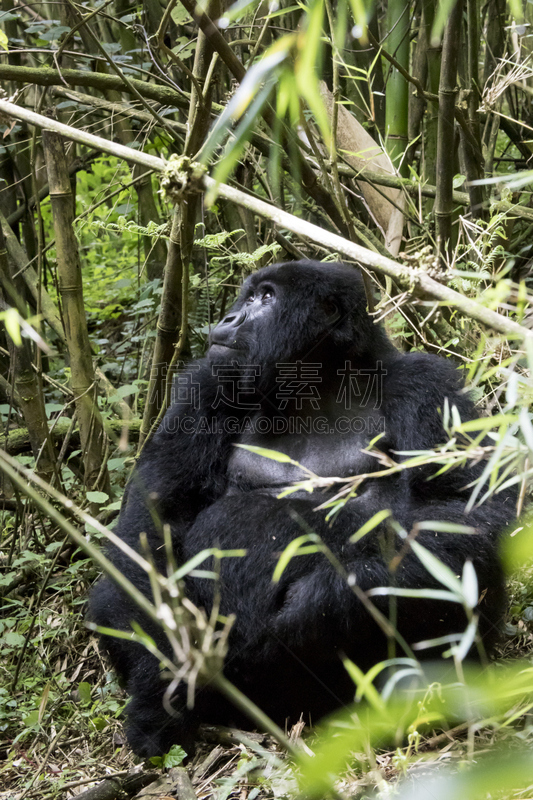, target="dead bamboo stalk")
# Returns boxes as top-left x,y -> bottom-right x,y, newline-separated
1,100 -> 531,342
139,206 -> 183,444
42,130 -> 109,493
